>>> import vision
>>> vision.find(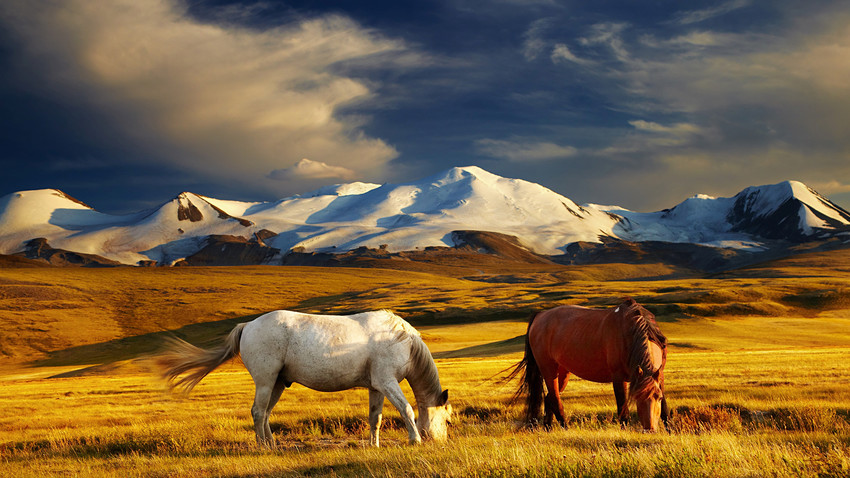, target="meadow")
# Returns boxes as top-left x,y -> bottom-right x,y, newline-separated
2,249 -> 850,477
